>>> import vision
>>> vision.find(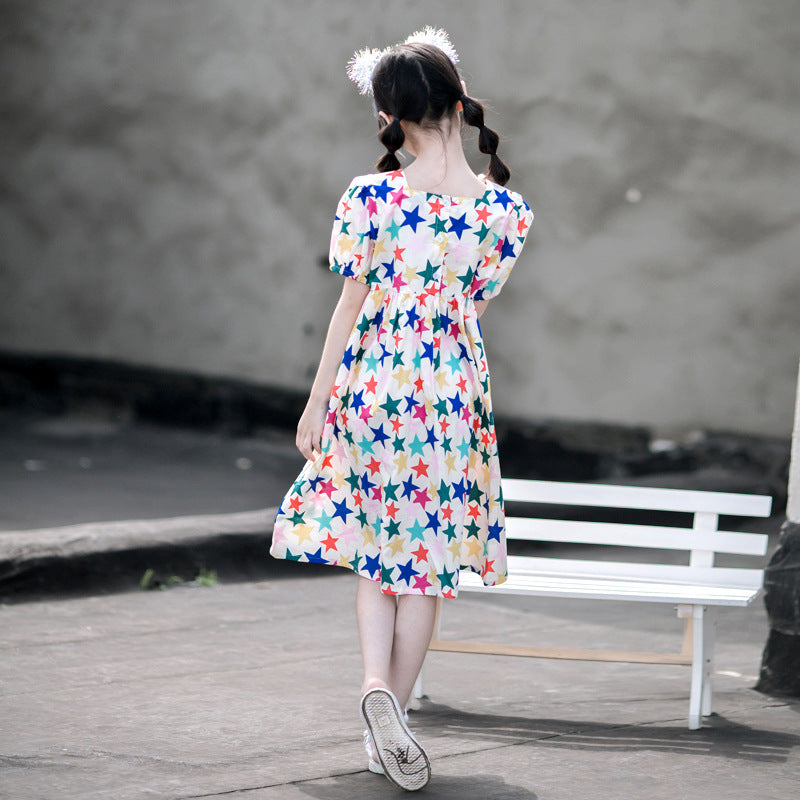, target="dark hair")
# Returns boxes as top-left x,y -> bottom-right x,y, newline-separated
371,43 -> 511,185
